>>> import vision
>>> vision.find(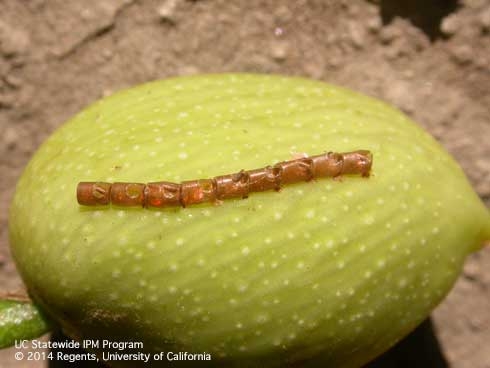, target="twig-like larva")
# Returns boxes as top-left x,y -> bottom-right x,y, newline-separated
77,150 -> 372,208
